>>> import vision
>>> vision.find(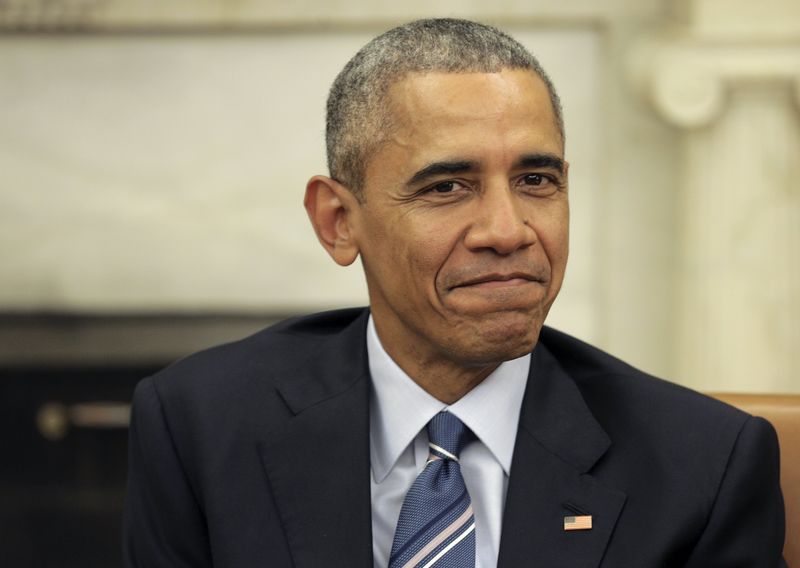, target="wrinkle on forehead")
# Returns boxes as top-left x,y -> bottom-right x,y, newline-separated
398,69 -> 551,116
386,70 -> 560,148
361,69 -> 564,199
384,70 -> 561,159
